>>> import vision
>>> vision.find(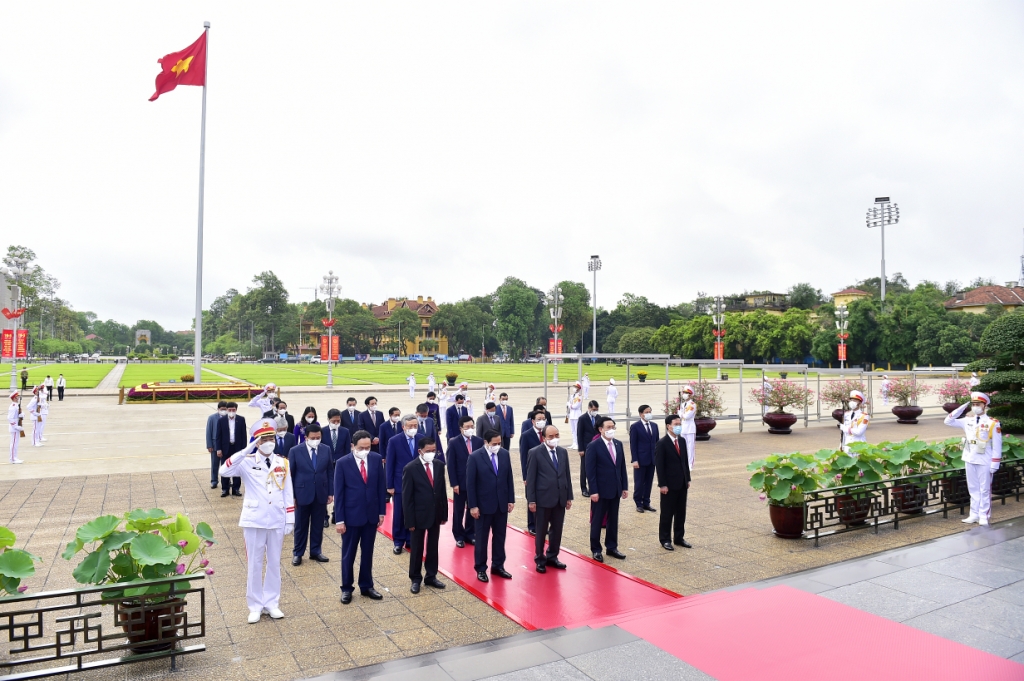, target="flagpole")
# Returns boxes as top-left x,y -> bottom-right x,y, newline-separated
193,21 -> 209,385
